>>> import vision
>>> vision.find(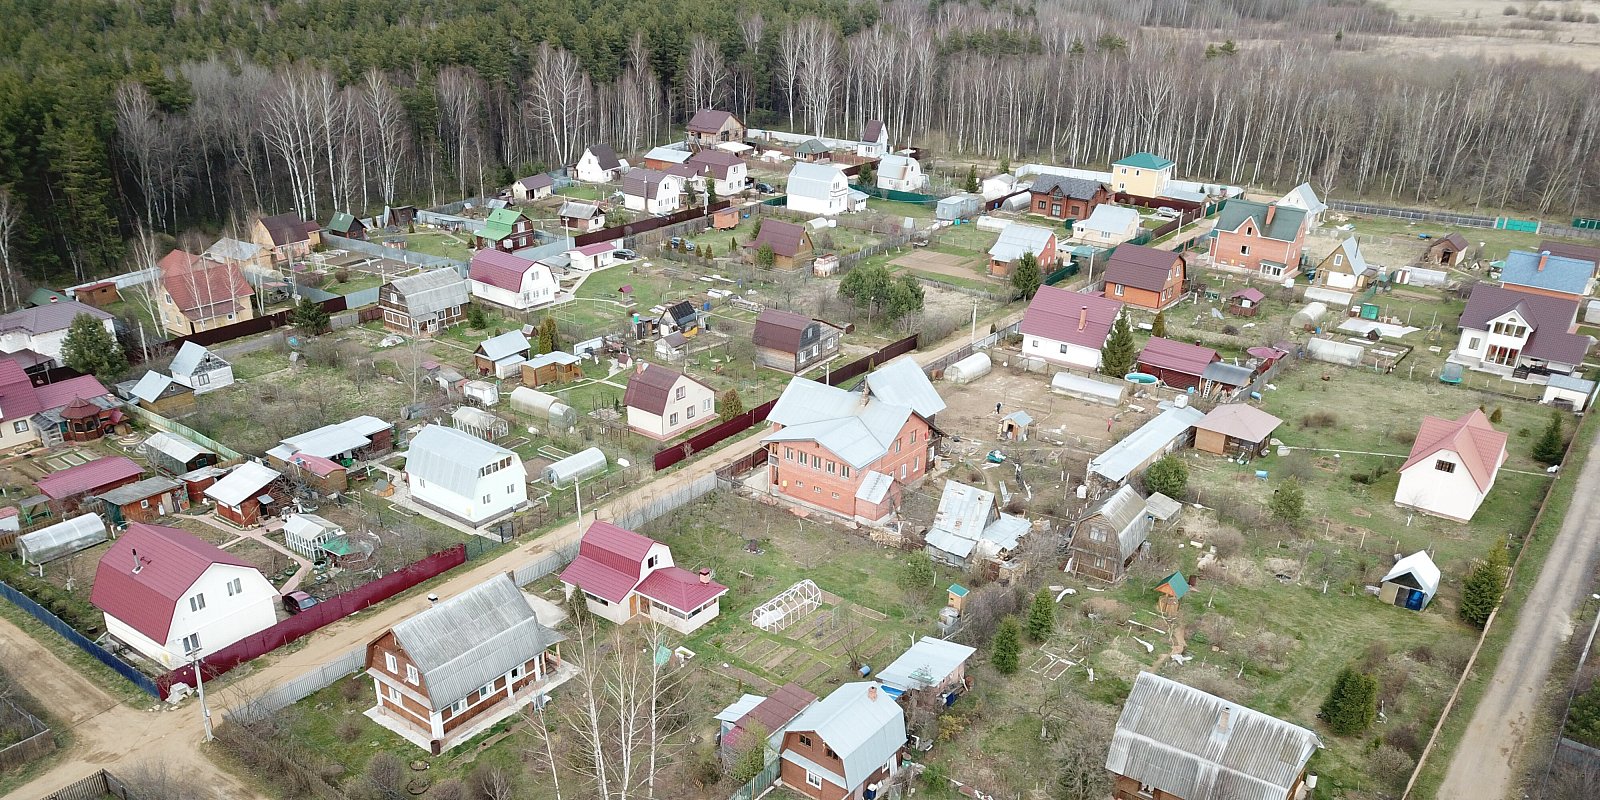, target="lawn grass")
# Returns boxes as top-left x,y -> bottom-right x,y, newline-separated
556,183 -> 612,201
1333,214 -> 1590,263
393,232 -> 473,262
867,197 -> 937,221
321,273 -> 384,294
